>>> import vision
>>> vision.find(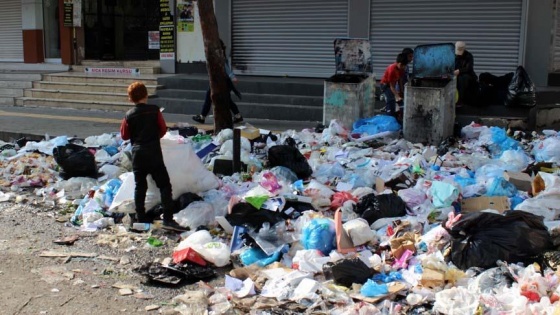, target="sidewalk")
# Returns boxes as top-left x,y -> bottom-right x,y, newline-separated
0,106 -> 319,141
